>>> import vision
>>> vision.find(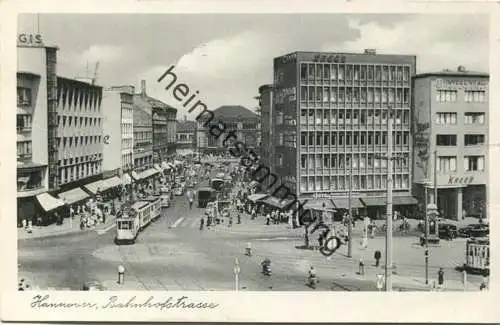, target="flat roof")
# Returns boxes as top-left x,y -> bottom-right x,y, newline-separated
414,70 -> 489,79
